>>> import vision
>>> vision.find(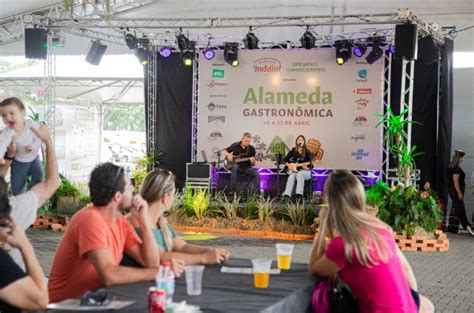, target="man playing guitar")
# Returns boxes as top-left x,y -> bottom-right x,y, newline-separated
283,135 -> 312,201
224,132 -> 260,194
